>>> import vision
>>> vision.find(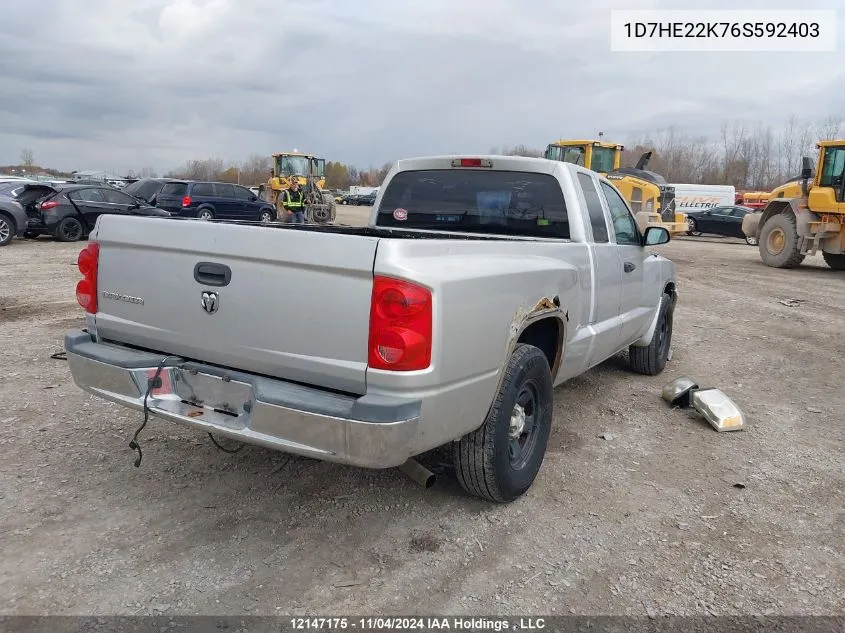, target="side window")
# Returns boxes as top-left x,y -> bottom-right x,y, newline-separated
545,145 -> 563,161
232,186 -> 254,200
160,183 -> 188,197
576,172 -> 609,243
819,147 -> 845,185
101,189 -> 137,204
214,184 -> 236,198
138,181 -> 159,201
192,183 -> 214,196
68,188 -> 104,203
600,181 -> 640,246
819,147 -> 845,199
